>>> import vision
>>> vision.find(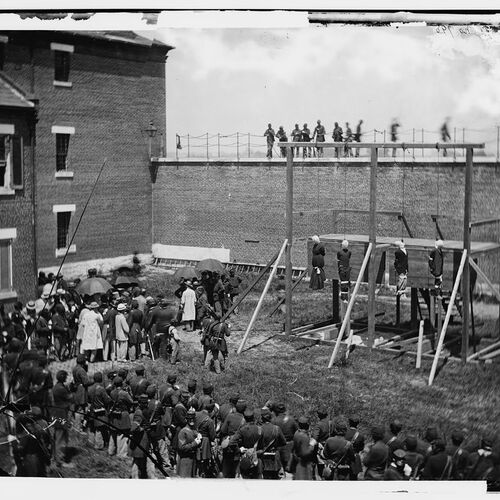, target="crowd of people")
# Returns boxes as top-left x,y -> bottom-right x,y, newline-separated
264,118 -> 453,159
2,365 -> 499,485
